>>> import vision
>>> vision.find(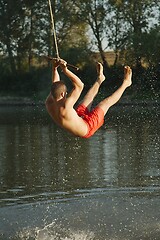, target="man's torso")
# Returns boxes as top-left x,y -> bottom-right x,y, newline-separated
45,95 -> 88,137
